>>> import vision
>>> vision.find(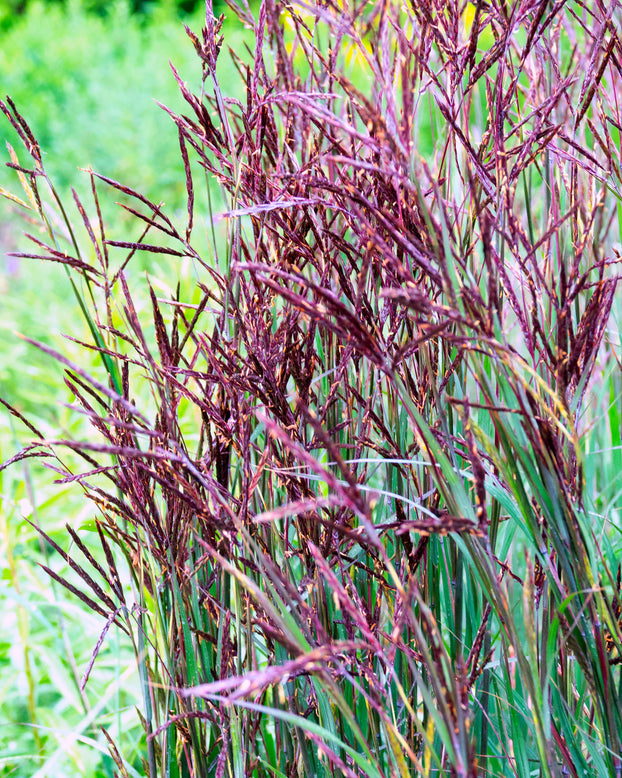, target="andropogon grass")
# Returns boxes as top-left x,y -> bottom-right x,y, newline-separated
3,1 -> 622,776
